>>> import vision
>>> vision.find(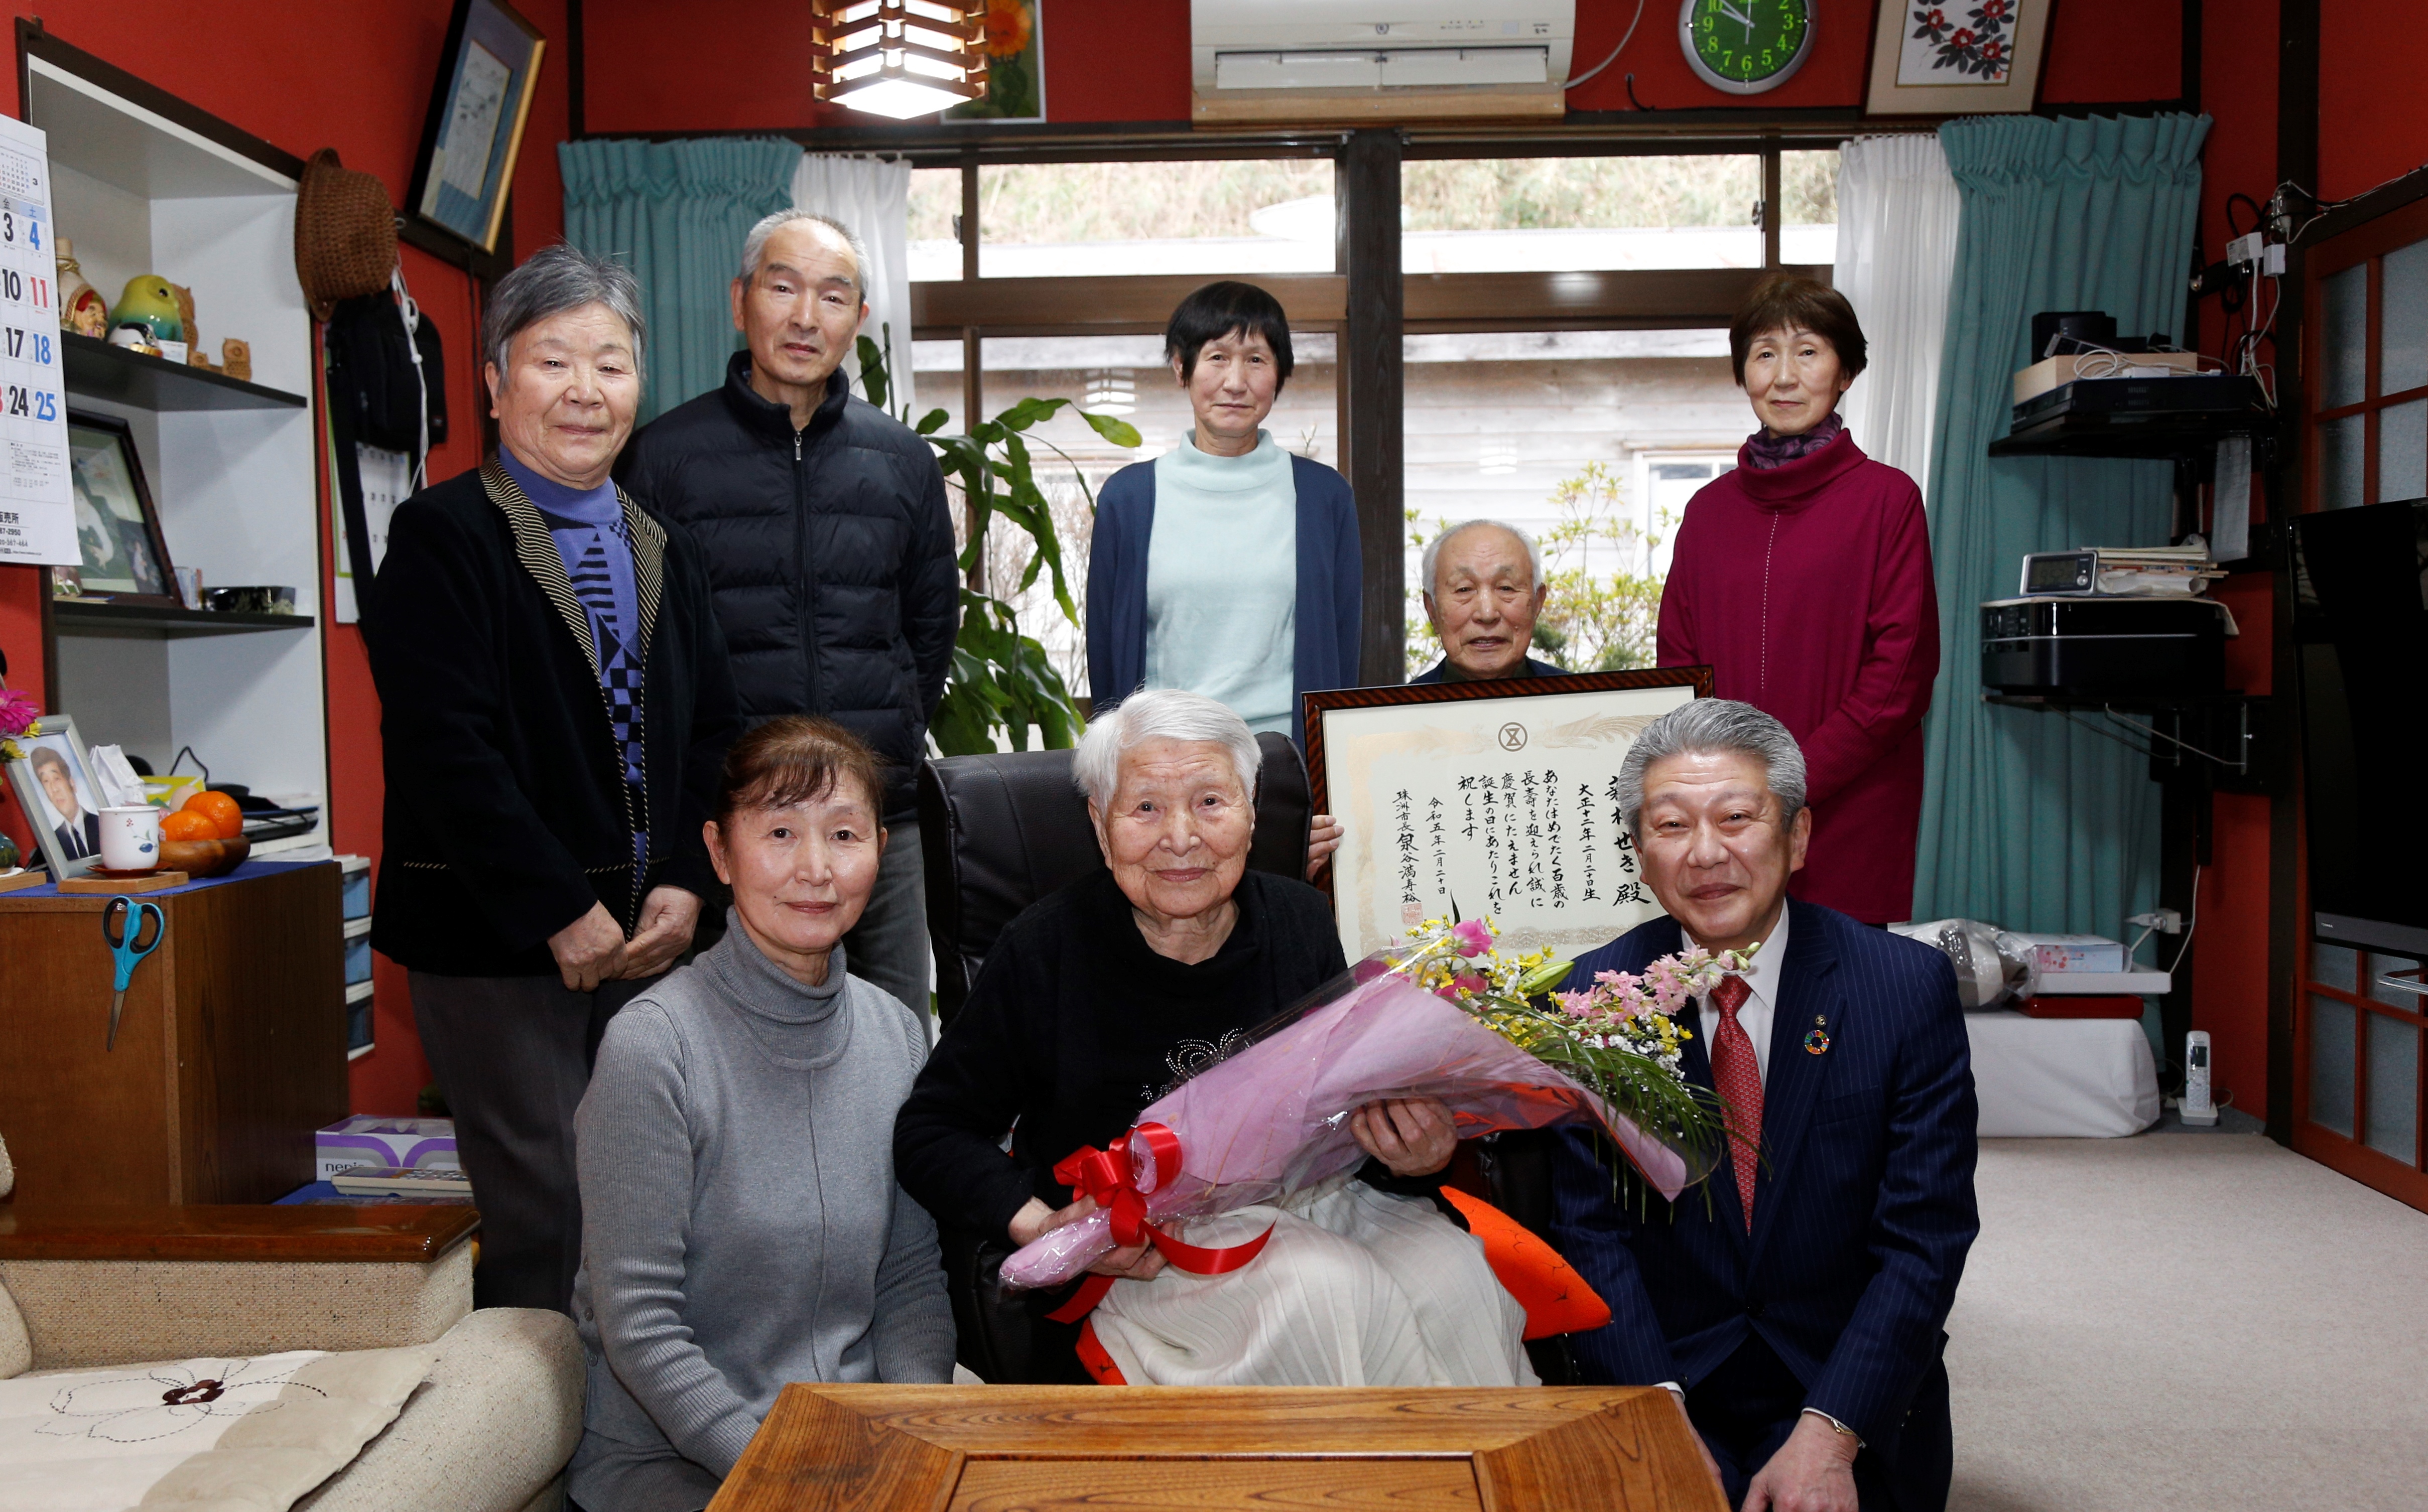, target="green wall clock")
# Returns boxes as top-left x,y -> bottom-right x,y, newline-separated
1678,0 -> 1815,94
